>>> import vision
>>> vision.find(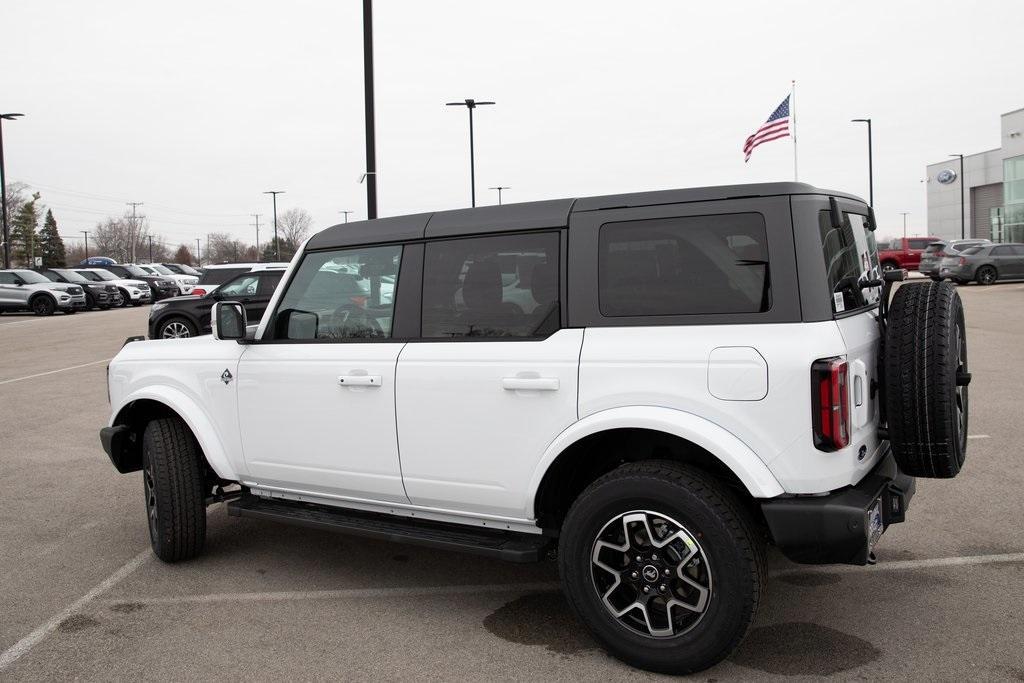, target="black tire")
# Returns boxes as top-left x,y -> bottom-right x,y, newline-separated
142,417 -> 207,562
954,278 -> 969,286
119,289 -> 132,307
84,292 -> 96,310
884,281 -> 968,478
975,265 -> 997,285
157,317 -> 198,339
881,260 -> 899,272
559,461 -> 765,675
65,308 -> 77,315
31,295 -> 55,316
930,275 -> 942,282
